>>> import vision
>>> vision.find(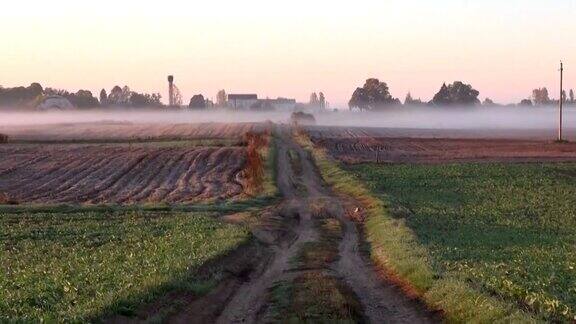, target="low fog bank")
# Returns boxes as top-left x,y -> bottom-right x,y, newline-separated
0,109 -> 292,127
0,106 -> 574,131
315,106 -> 576,130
